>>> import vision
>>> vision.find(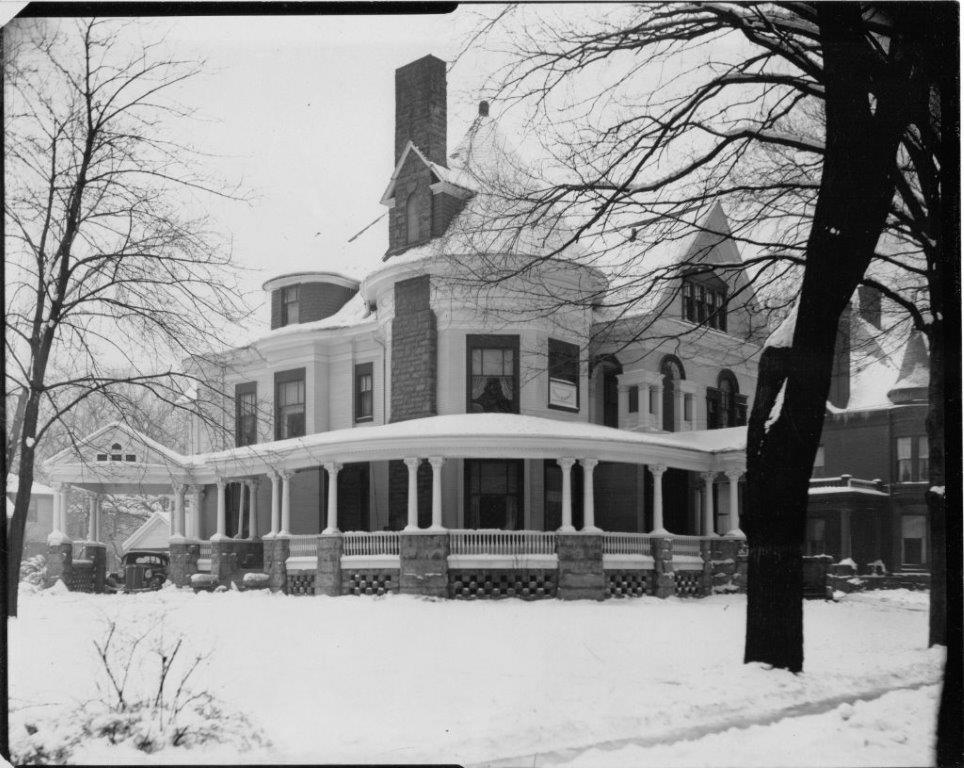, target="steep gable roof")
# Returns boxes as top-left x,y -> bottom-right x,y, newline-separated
379,140 -> 475,206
